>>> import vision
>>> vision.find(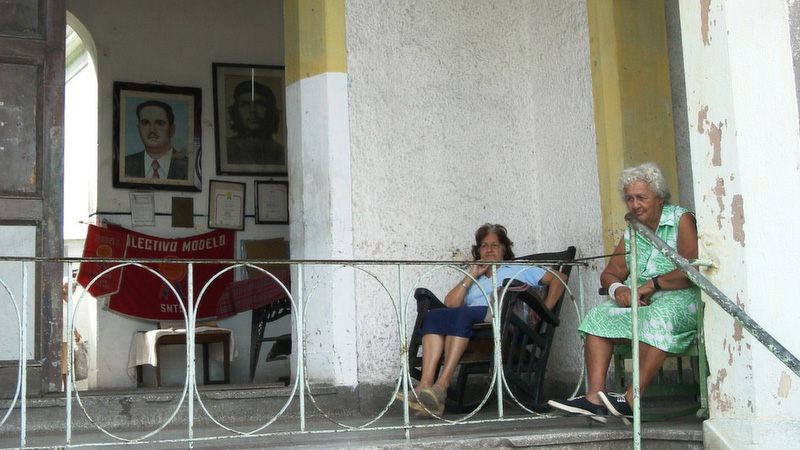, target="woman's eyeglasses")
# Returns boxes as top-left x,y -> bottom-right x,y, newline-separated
479,243 -> 503,250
